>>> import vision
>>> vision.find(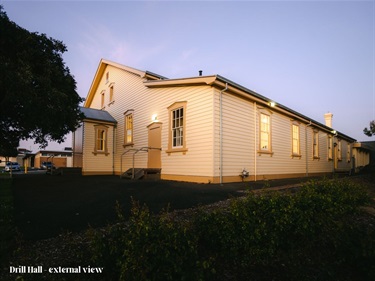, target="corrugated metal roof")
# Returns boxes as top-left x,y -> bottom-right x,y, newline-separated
80,107 -> 117,124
